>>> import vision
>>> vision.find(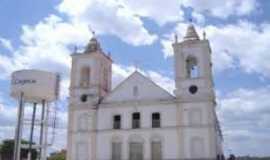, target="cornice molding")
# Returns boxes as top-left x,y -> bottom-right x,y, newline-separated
68,124 -> 216,134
